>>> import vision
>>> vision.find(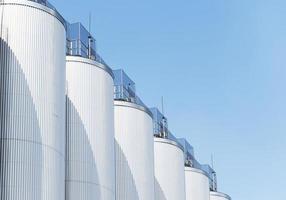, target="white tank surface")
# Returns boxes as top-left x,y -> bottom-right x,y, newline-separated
114,69 -> 155,200
65,42 -> 115,199
210,192 -> 231,200
114,100 -> 155,200
185,167 -> 210,200
0,1 -> 66,200
154,137 -> 186,200
178,138 -> 212,200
